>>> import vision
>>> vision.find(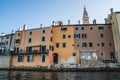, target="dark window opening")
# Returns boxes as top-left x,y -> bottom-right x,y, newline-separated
42,55 -> 46,62
98,27 -> 104,32
18,56 -> 24,62
75,27 -> 78,30
50,37 -> 53,42
90,27 -> 93,30
73,53 -> 76,56
81,27 -> 84,30
18,33 -> 20,36
101,42 -> 105,47
74,34 -> 80,39
68,35 -> 71,38
27,55 -> 33,62
89,42 -> 93,47
28,38 -> 32,43
63,43 -> 66,48
110,52 -> 115,59
61,28 -> 67,31
16,39 -> 20,43
82,34 -> 87,38
26,47 -> 32,53
42,36 -> 45,41
63,34 -> 66,39
29,31 -> 32,35
56,43 -> 59,48
82,42 -> 87,47
42,30 -> 46,33
101,34 -> 104,38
